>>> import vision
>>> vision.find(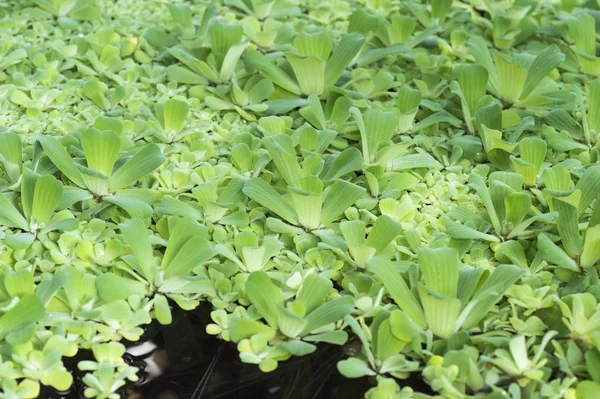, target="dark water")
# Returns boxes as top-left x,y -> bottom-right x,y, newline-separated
39,305 -> 376,399
131,305 -> 374,399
